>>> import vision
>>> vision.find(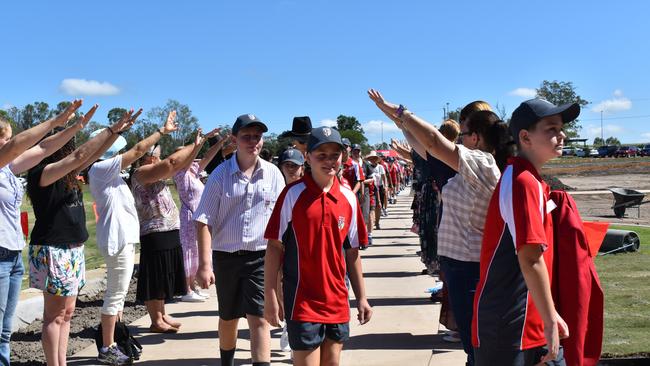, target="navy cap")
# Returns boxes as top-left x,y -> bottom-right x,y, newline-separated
307,127 -> 344,152
279,148 -> 304,165
351,143 -> 361,151
509,99 -> 580,143
341,138 -> 351,147
232,114 -> 268,135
